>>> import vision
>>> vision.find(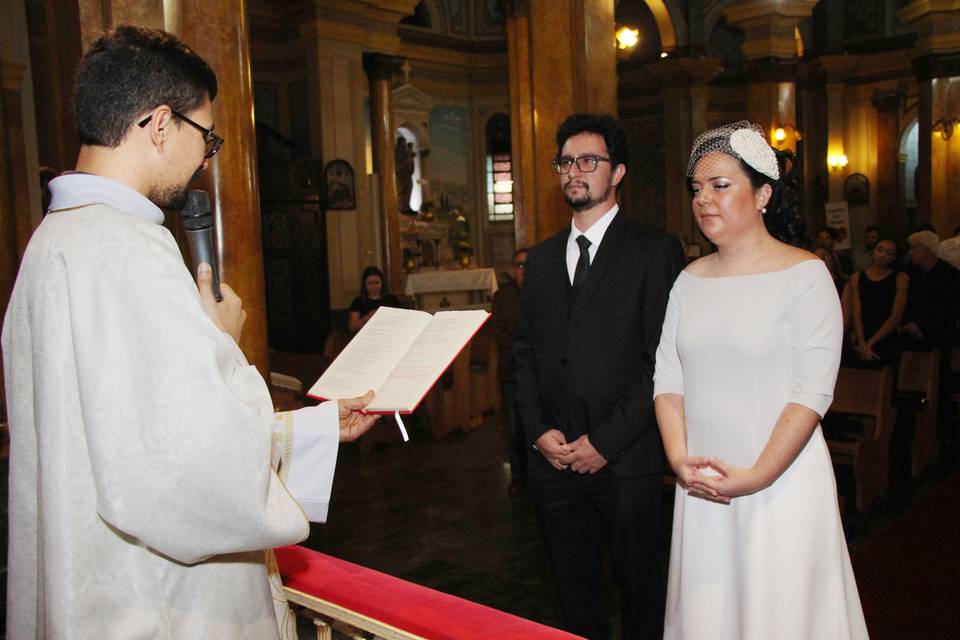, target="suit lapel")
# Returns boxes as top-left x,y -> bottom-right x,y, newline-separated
567,212 -> 627,332
552,232 -> 572,333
